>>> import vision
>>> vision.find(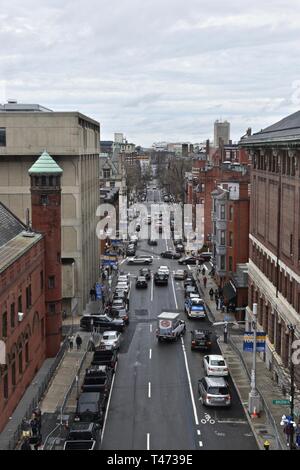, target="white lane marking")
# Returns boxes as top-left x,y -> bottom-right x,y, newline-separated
217,419 -> 248,425
119,259 -> 125,265
199,441 -> 203,448
148,382 -> 151,398
147,433 -> 150,450
197,430 -> 201,436
151,274 -> 154,301
180,337 -> 199,426
101,361 -> 118,443
150,324 -> 153,333
149,349 -> 152,359
128,281 -> 132,300
187,265 -> 191,271
171,276 -> 178,309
